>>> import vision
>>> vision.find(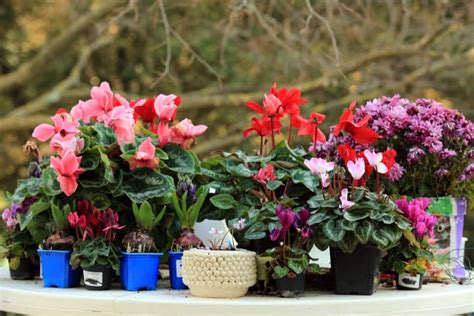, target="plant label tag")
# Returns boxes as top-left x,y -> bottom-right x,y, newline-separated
176,259 -> 183,277
209,187 -> 217,194
398,273 -> 420,289
84,271 -> 103,287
